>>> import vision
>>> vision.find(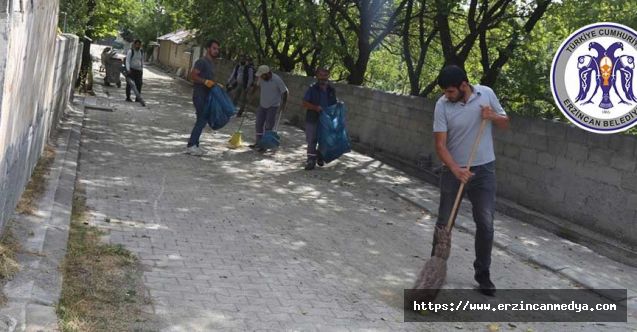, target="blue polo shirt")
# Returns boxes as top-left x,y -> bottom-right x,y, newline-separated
433,84 -> 506,167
